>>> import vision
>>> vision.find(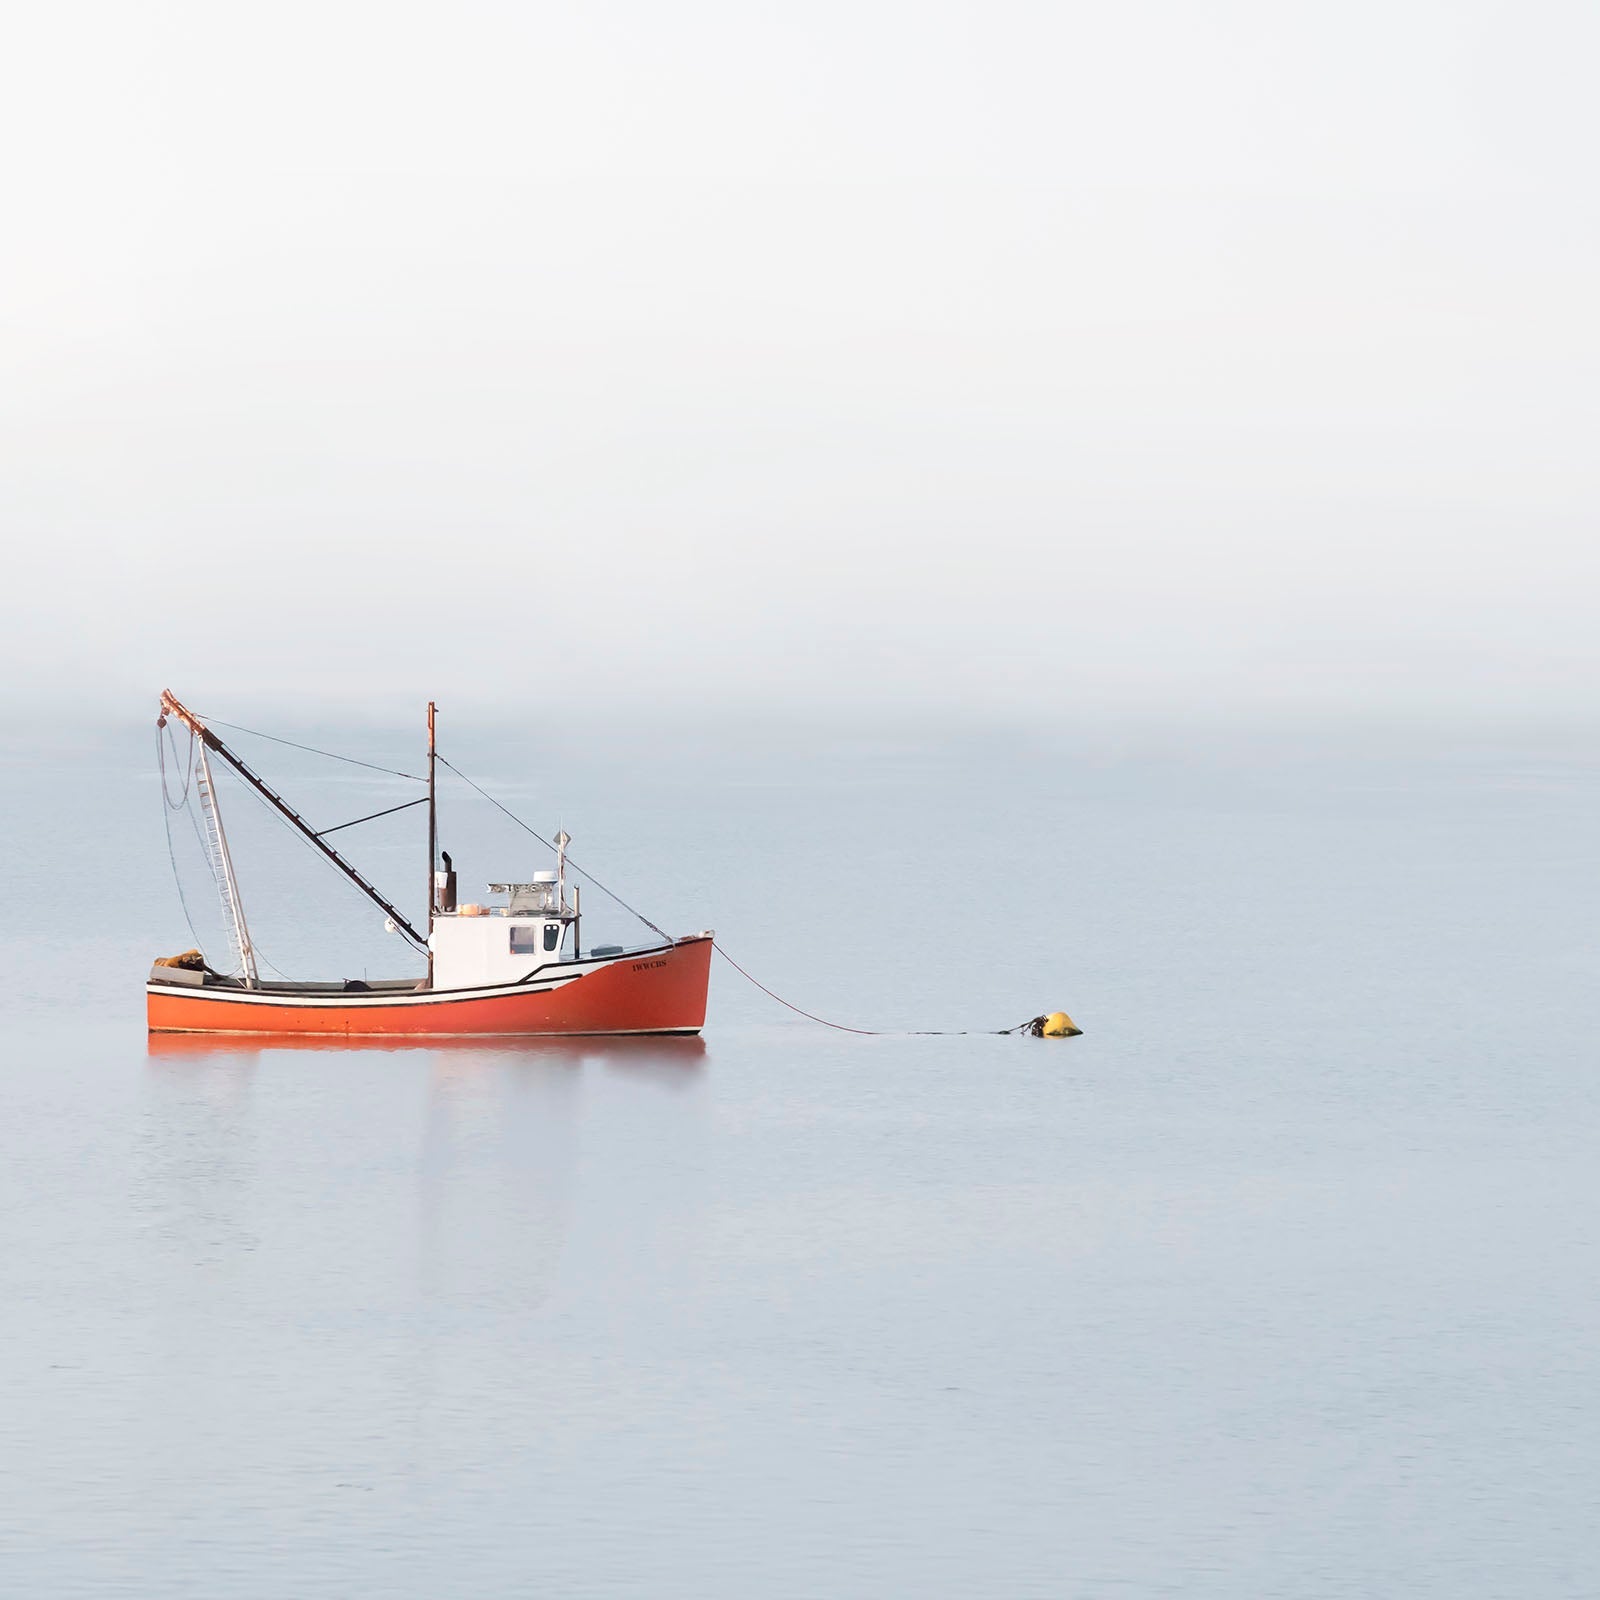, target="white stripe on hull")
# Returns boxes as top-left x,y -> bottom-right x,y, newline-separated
150,1025 -> 702,1037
